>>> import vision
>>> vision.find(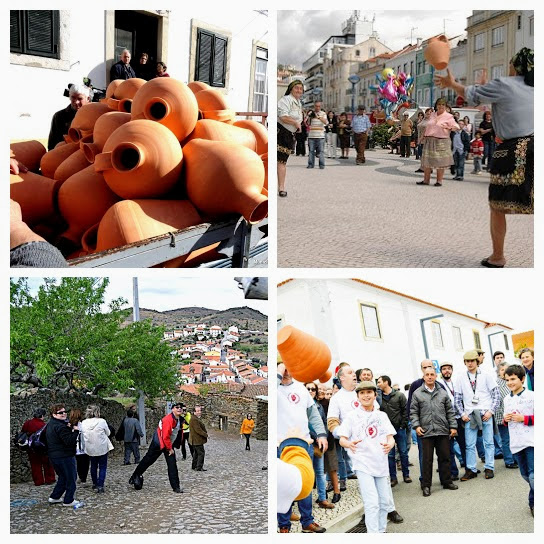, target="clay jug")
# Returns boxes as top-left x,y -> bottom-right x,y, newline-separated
130,78 -> 198,141
277,325 -> 332,383
82,111 -> 131,163
261,152 -> 268,190
424,34 -> 450,70
54,149 -> 90,182
94,119 -> 183,199
10,140 -> 47,173
233,120 -> 268,155
105,79 -> 123,99
187,81 -> 211,95
40,142 -> 79,179
106,77 -> 147,112
195,88 -> 236,123
186,119 -> 257,151
10,171 -> 62,226
67,102 -> 111,143
58,165 -> 120,244
184,139 -> 267,224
